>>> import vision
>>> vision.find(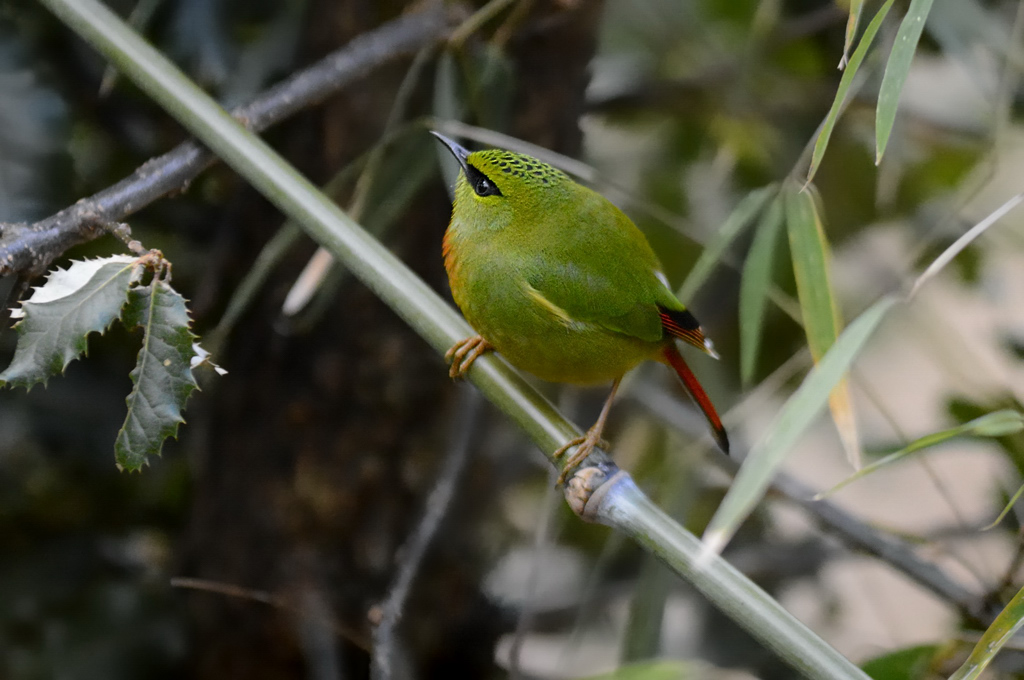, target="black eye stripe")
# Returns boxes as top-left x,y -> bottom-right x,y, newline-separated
465,163 -> 502,197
